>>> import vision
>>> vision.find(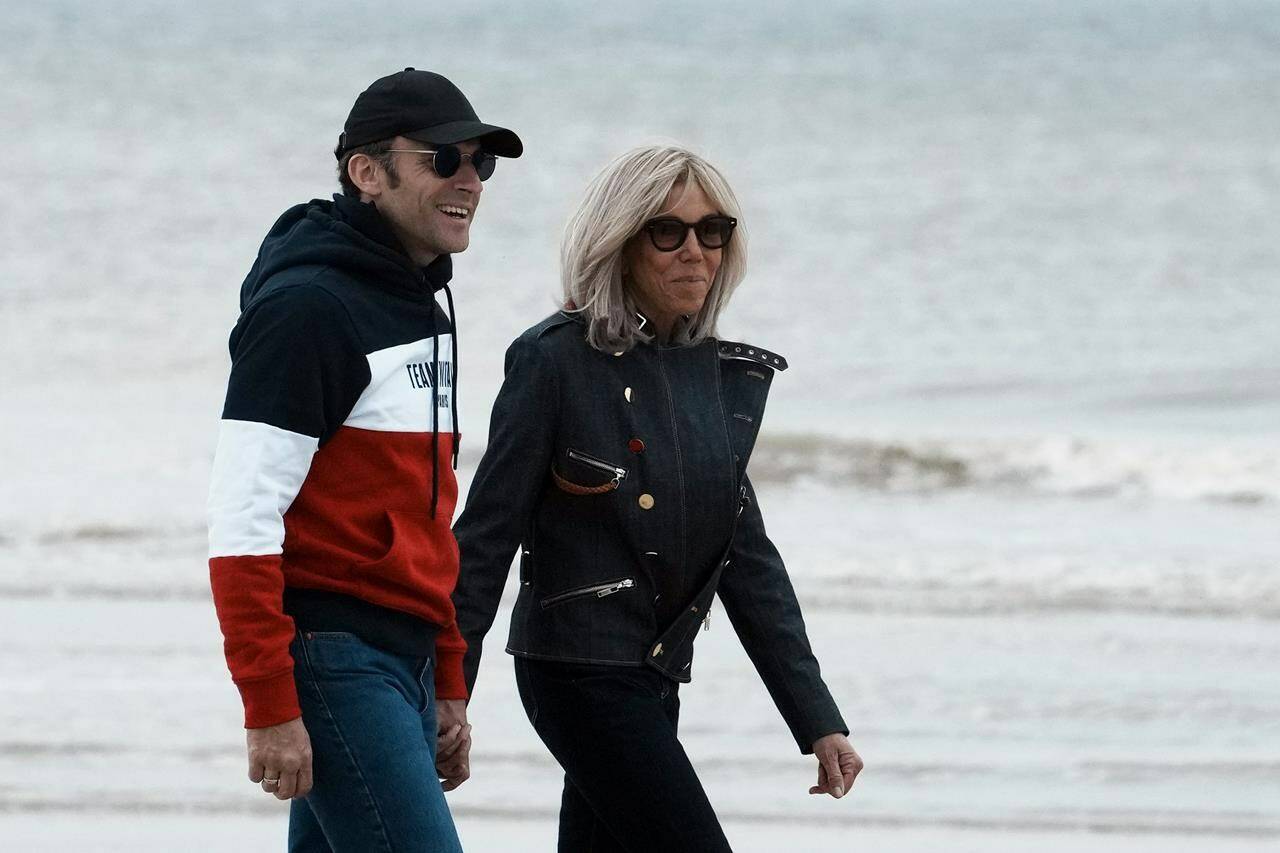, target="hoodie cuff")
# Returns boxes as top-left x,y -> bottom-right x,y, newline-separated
434,647 -> 469,701
238,670 -> 302,729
